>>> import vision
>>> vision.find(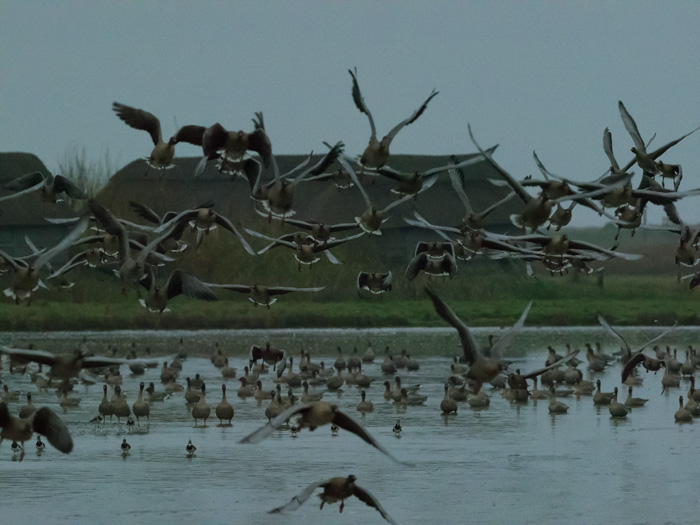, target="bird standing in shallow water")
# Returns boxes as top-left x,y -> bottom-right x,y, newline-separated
186,439 -> 196,457
120,438 -> 131,455
393,419 -> 402,437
